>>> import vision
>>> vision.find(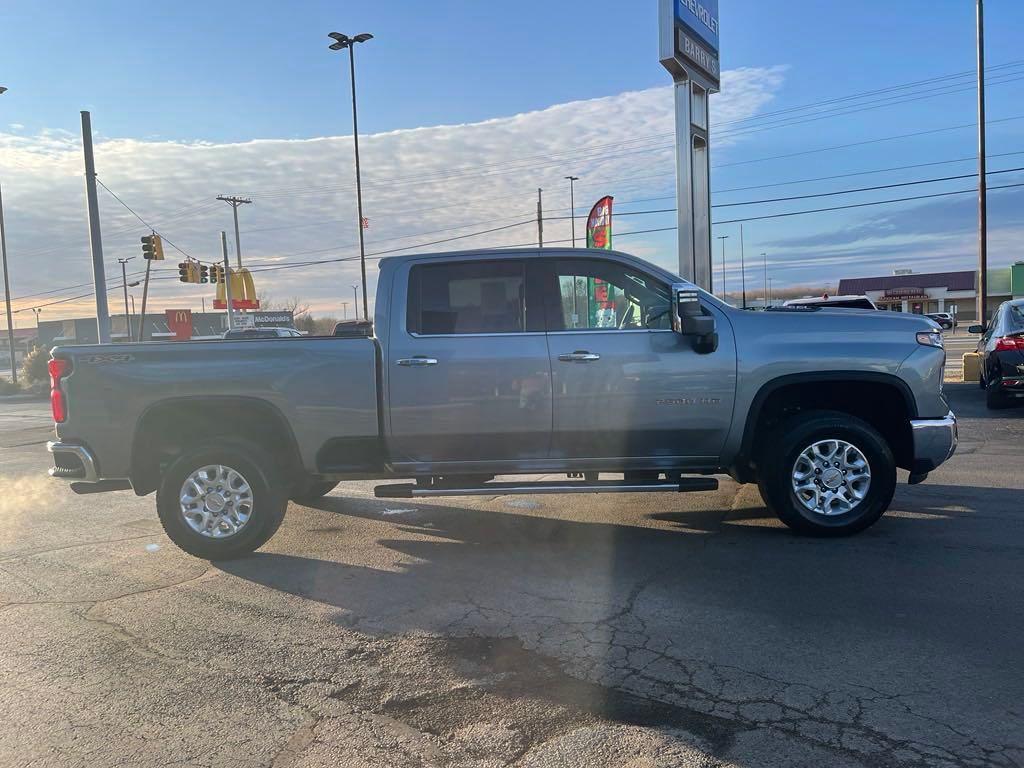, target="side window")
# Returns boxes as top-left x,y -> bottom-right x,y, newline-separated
552,260 -> 672,331
408,261 -> 527,335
